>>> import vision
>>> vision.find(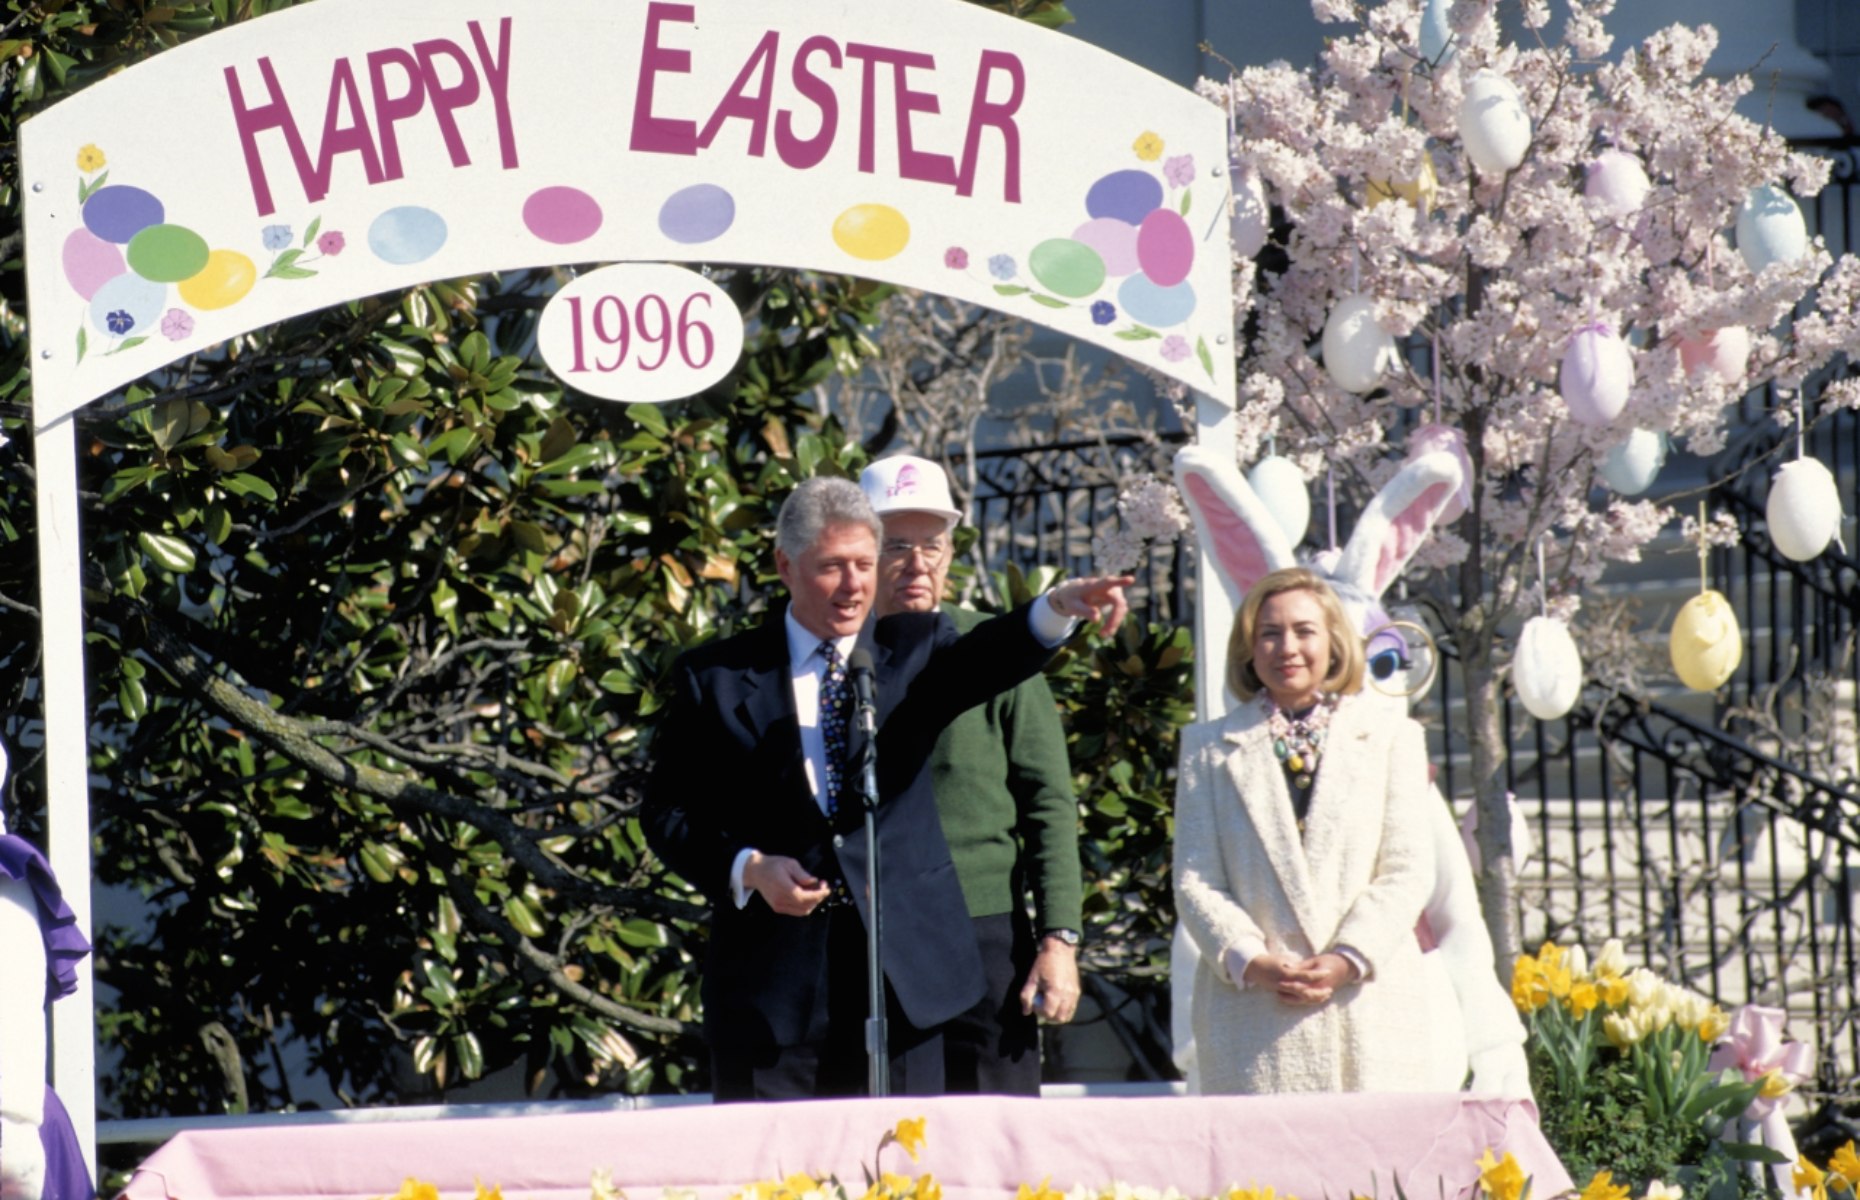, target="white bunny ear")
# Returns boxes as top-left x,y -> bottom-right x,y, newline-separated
1333,450 -> 1465,599
1173,444 -> 1300,611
